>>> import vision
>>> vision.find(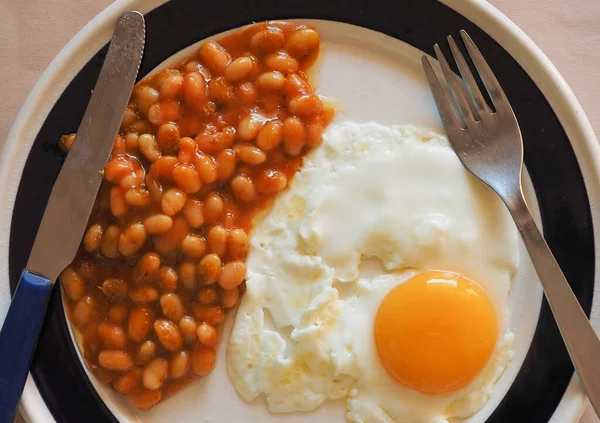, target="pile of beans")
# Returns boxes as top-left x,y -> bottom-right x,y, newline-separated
59,21 -> 332,410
